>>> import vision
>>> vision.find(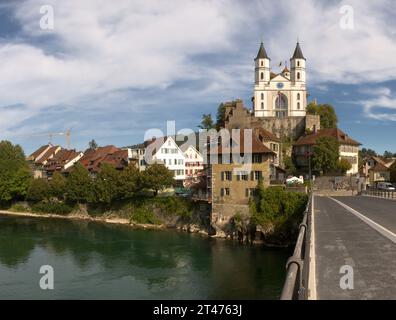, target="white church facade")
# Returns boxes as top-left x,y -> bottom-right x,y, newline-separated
253,42 -> 307,118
